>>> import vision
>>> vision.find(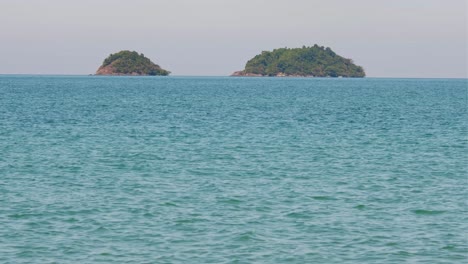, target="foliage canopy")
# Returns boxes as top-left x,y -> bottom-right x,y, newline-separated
100,51 -> 170,76
242,45 -> 365,77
